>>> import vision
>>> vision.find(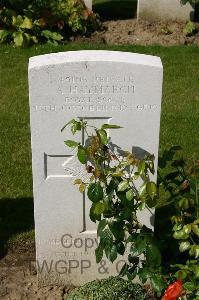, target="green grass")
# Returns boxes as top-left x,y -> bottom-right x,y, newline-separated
0,43 -> 199,248
93,0 -> 137,20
